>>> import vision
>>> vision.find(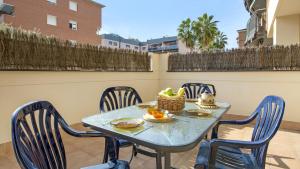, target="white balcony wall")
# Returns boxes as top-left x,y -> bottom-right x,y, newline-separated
1,54 -> 300,144
158,53 -> 300,124
273,15 -> 300,45
0,56 -> 160,144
